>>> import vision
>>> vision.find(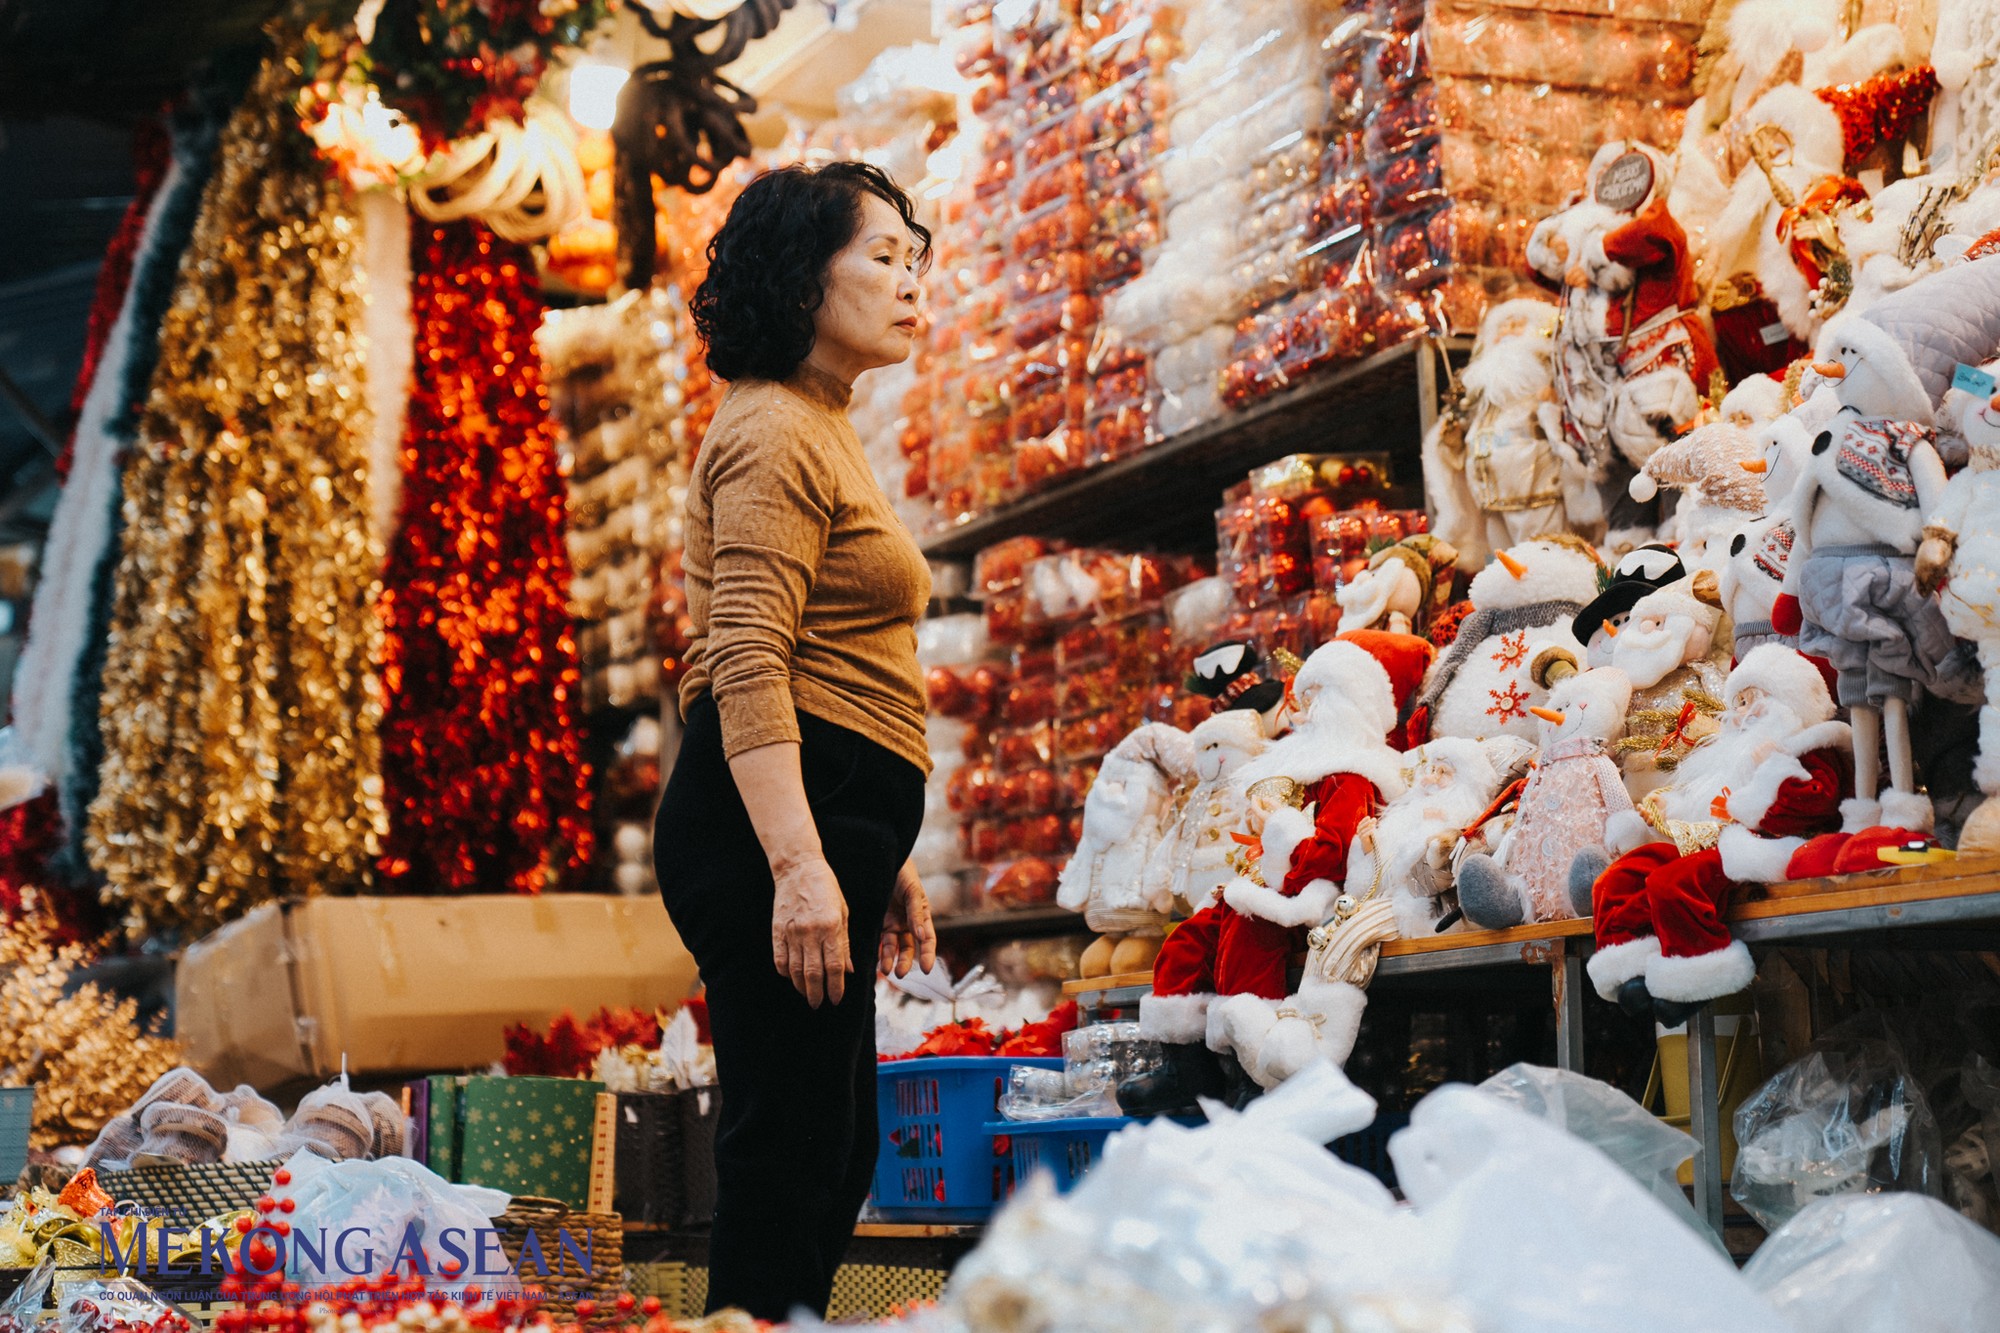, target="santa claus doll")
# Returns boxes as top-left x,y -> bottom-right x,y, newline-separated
1422,297 -> 1576,568
1601,582 -> 1734,797
1528,140 -> 1722,494
1060,721 -> 1196,976
1123,632 -> 1431,1112
1581,645 -> 1852,1023
1362,736 -> 1524,938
